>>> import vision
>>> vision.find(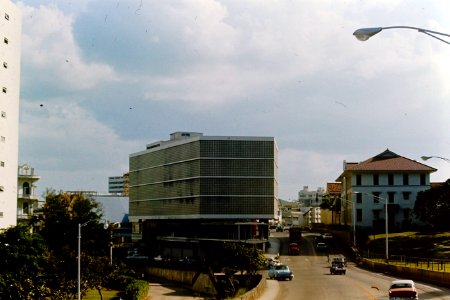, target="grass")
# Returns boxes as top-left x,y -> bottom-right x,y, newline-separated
84,289 -> 125,300
363,231 -> 450,272
367,231 -> 450,258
